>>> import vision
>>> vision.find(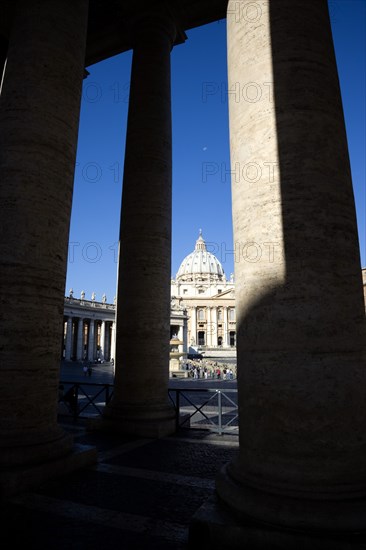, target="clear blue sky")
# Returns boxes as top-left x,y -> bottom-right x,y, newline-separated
65,0 -> 366,302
